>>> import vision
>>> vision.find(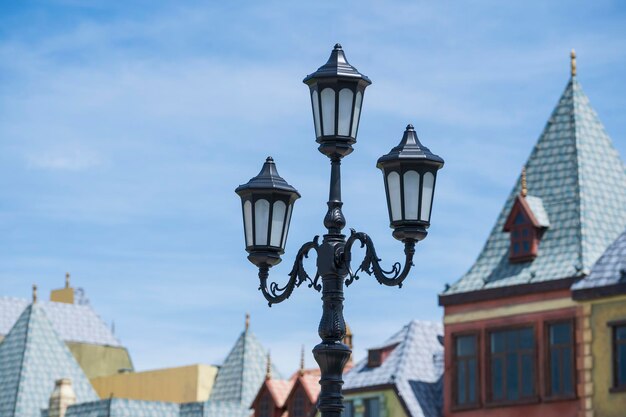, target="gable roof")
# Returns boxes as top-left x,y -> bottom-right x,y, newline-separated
208,328 -> 280,407
343,320 -> 443,417
0,303 -> 98,417
572,228 -> 626,299
0,297 -> 121,347
441,75 -> 626,300
503,195 -> 550,231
